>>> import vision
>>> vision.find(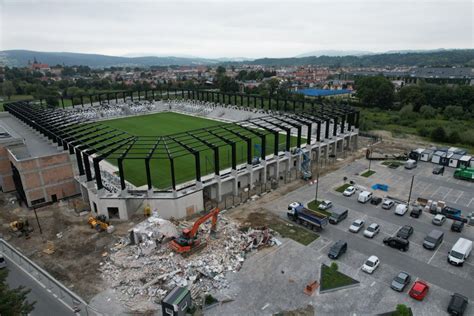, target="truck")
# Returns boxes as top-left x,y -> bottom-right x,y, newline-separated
429,206 -> 468,223
454,167 -> 474,181
447,238 -> 472,266
287,202 -> 328,231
